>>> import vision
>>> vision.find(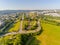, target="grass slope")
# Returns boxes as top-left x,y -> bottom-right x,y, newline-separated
8,20 -> 20,32
36,21 -> 60,45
